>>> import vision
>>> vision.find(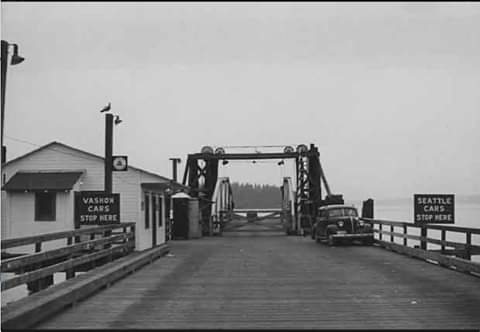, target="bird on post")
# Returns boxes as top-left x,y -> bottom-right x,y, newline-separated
114,115 -> 122,125
100,102 -> 111,113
